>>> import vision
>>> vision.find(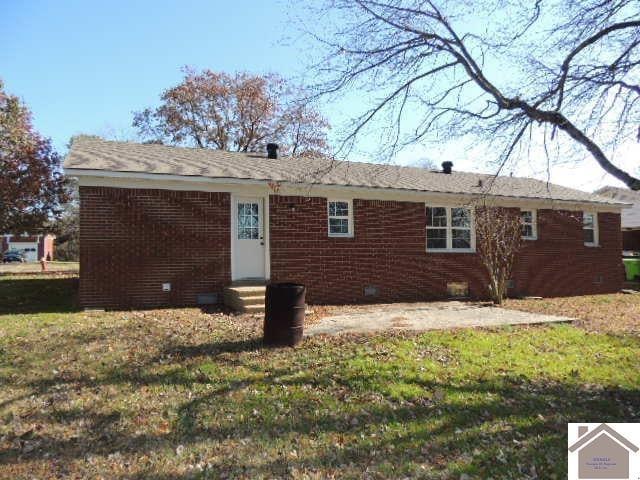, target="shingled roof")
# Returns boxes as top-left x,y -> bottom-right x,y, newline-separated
595,186 -> 640,227
65,136 -> 626,206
